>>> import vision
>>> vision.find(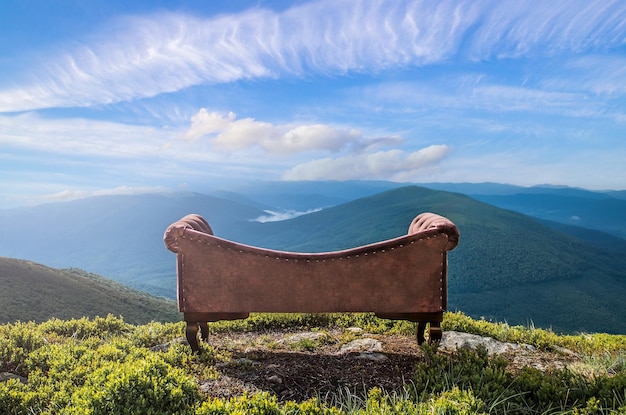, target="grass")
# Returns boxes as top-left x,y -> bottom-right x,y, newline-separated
1,312 -> 625,414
